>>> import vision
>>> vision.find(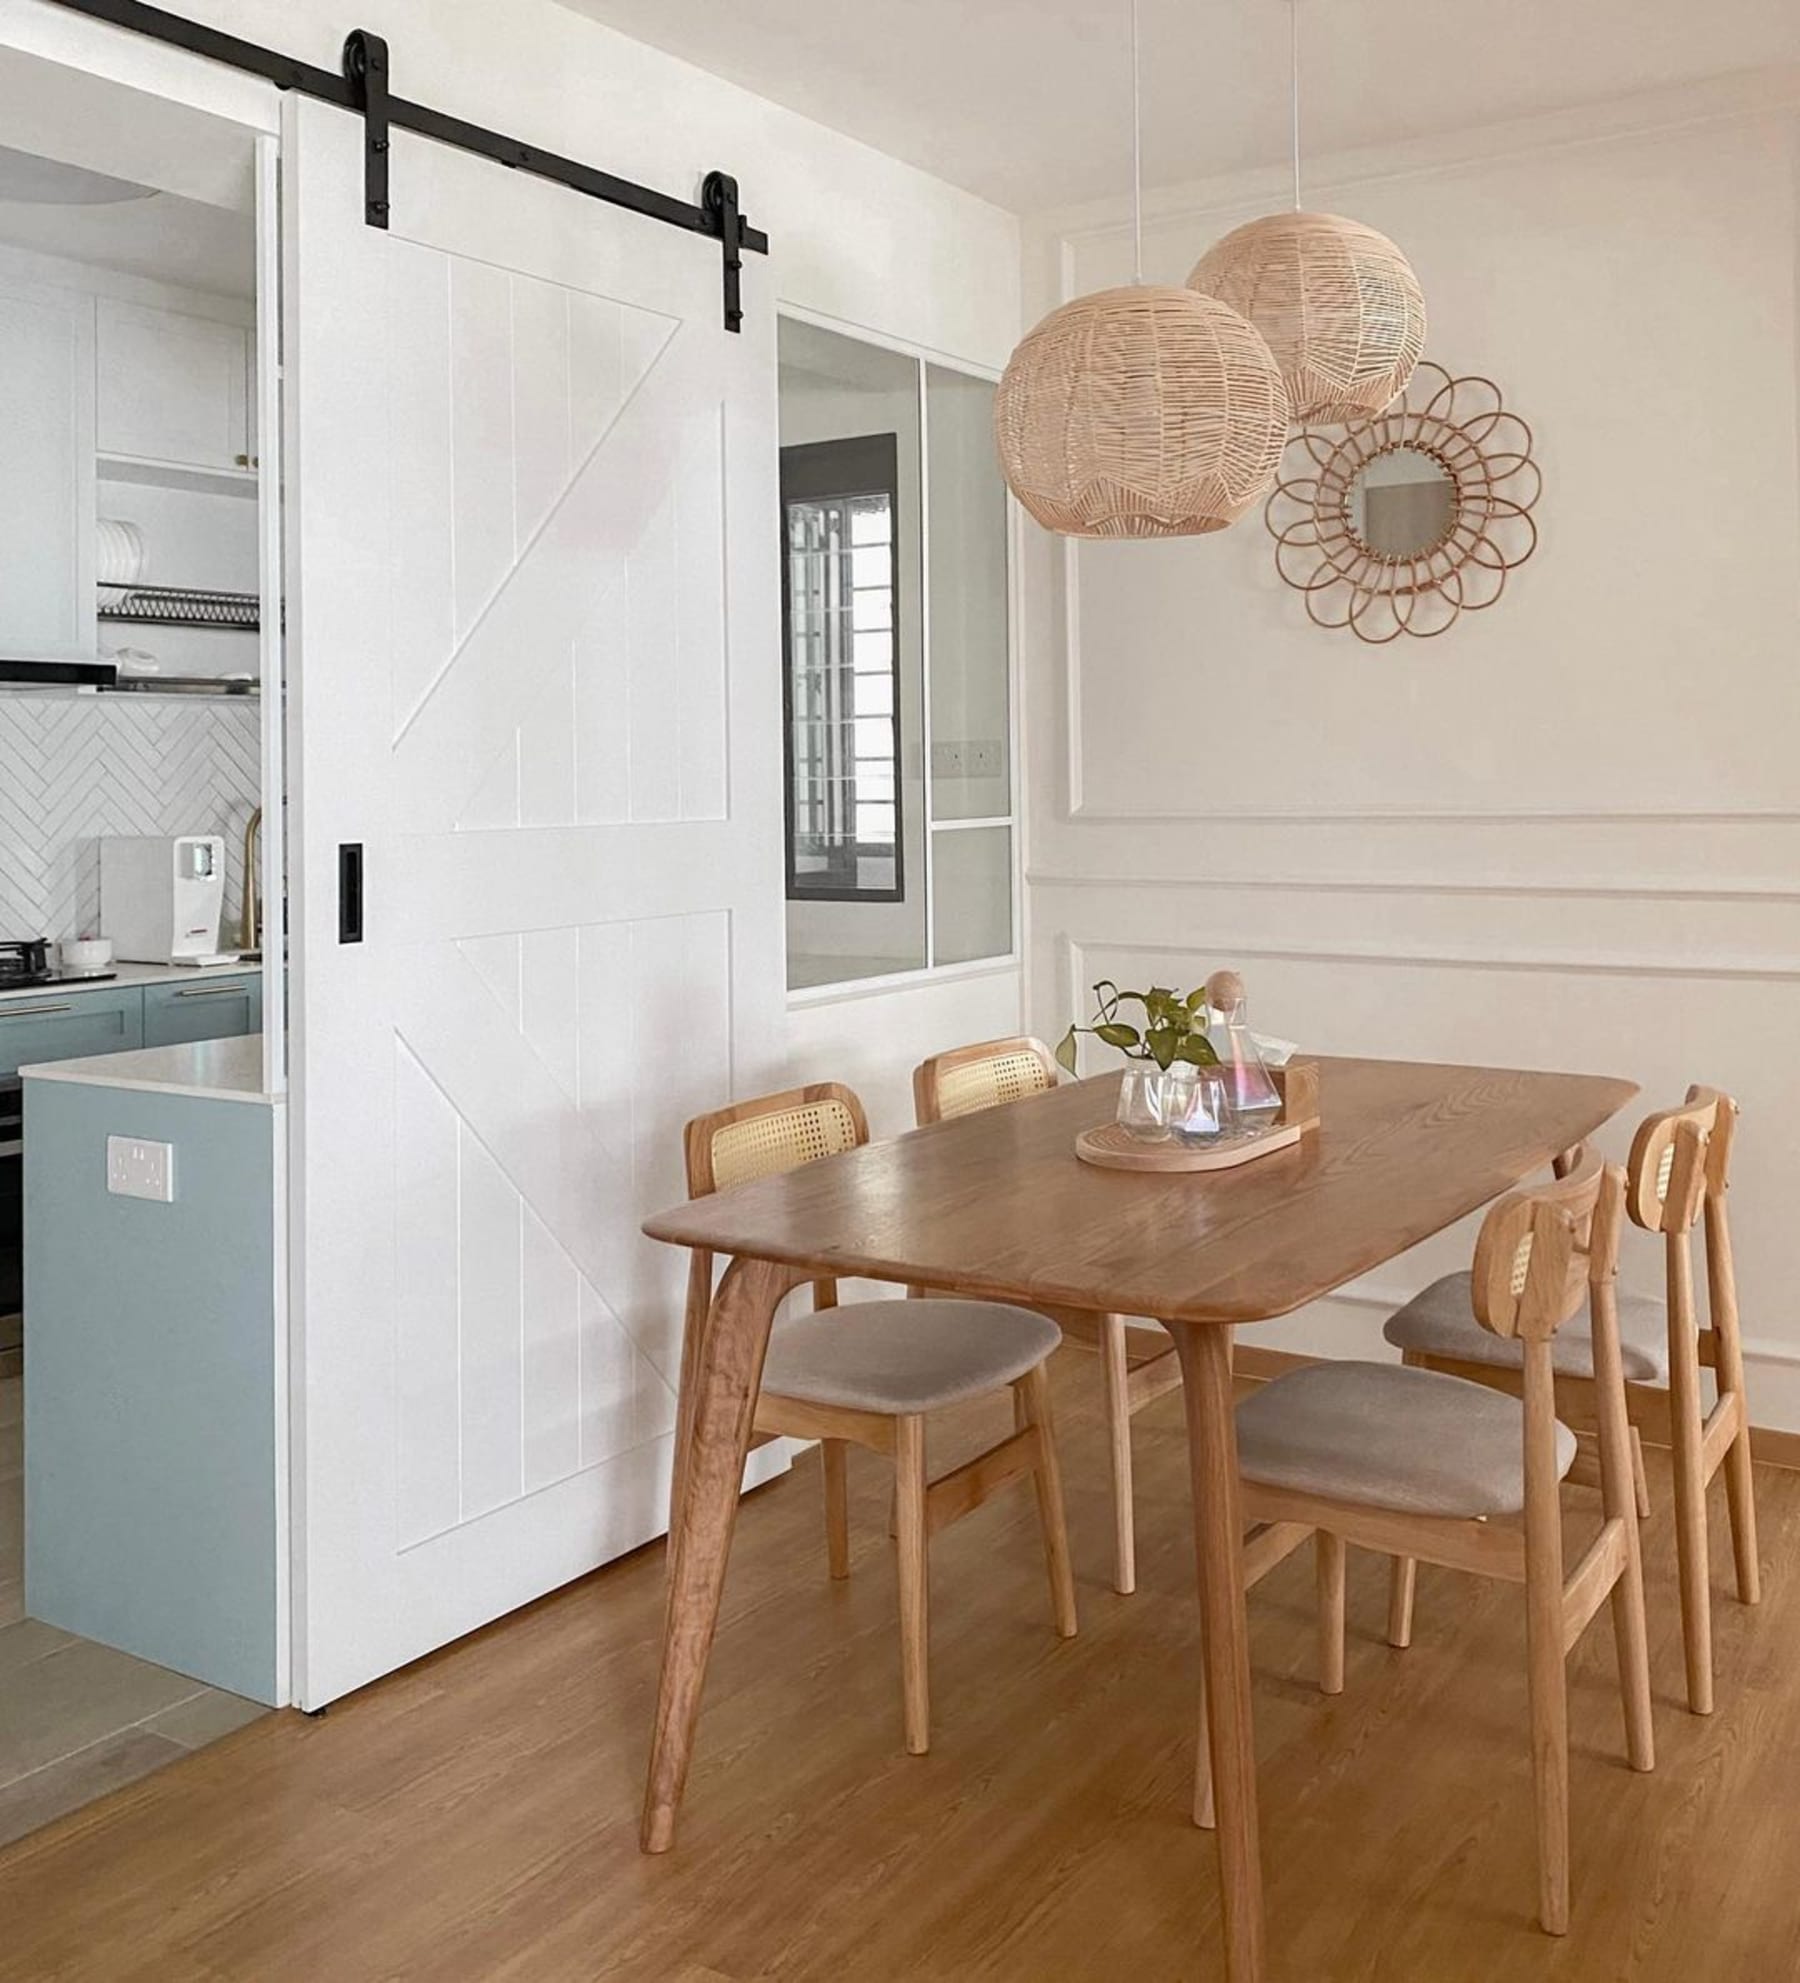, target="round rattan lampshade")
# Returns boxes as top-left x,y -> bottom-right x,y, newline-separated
1187,212 -> 1426,427
994,284 -> 1289,538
